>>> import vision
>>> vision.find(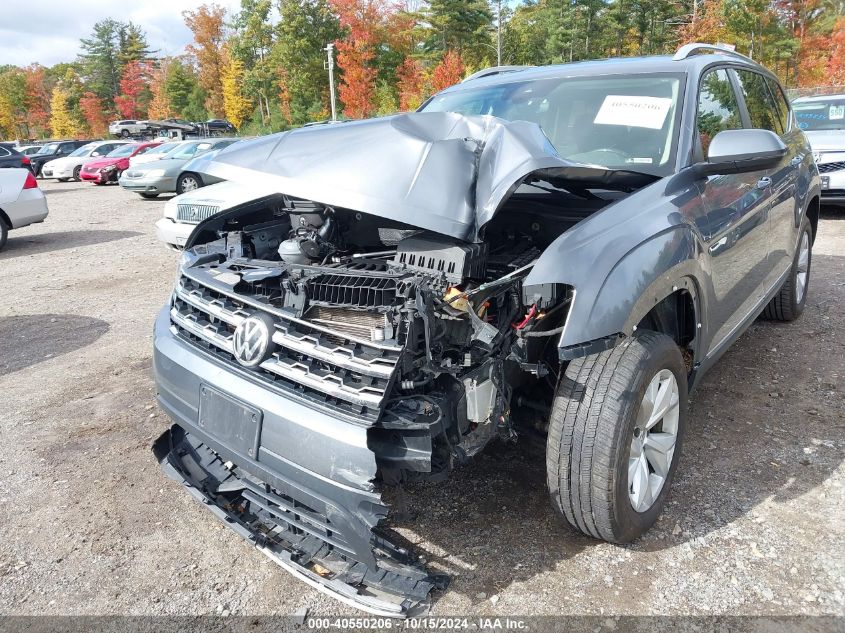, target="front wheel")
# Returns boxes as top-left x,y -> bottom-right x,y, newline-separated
72,166 -> 82,182
546,331 -> 688,543
121,129 -> 130,138
0,218 -> 8,251
176,172 -> 202,194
